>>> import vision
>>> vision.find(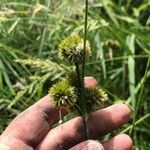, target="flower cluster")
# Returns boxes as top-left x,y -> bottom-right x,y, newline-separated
49,79 -> 77,108
85,87 -> 108,112
49,34 -> 108,115
49,72 -> 108,113
58,34 -> 92,63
